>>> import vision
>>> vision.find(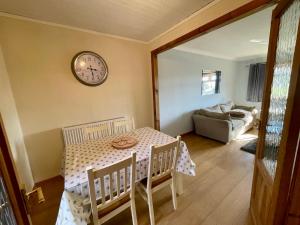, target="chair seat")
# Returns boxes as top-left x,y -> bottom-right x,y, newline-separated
141,173 -> 172,188
98,194 -> 130,218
